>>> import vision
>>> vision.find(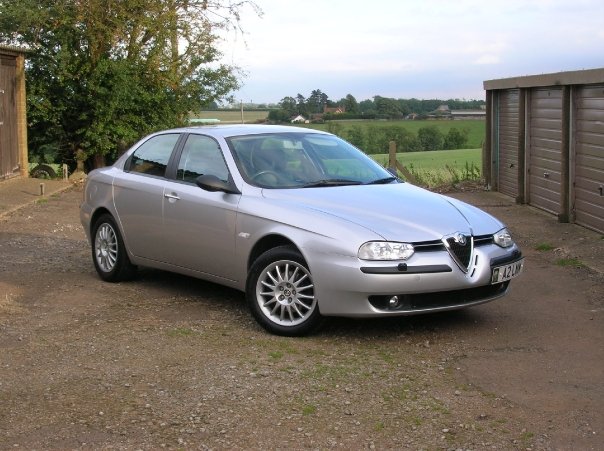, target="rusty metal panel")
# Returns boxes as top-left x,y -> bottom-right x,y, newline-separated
527,88 -> 563,214
574,85 -> 604,233
496,89 -> 519,197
